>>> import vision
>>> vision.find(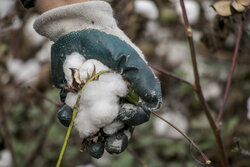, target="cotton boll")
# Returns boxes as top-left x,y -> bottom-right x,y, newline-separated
103,121 -> 125,135
134,0 -> 159,20
65,92 -> 79,108
36,41 -> 53,63
154,111 -> 188,139
0,0 -> 15,19
65,59 -> 128,139
79,59 -> 109,83
0,149 -> 12,167
174,0 -> 200,25
7,57 -> 41,84
24,15 -> 45,46
86,100 -> 119,127
98,73 -> 128,97
63,52 -> 86,86
76,164 -> 95,167
202,81 -> 221,100
74,111 -> 99,138
202,0 -> 216,21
